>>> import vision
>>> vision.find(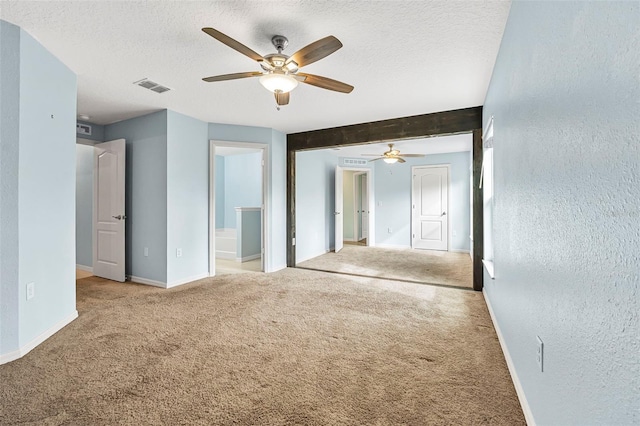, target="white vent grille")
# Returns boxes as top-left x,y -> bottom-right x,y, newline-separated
76,123 -> 92,135
133,78 -> 171,94
343,158 -> 368,166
